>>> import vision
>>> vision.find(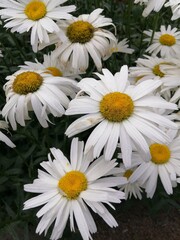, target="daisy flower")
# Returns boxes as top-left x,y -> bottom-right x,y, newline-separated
20,51 -> 82,80
130,129 -> 180,198
115,159 -> 143,199
53,8 -> 117,71
24,138 -> 125,240
0,50 -> 3,57
0,0 -> 76,52
1,69 -> 78,130
144,25 -> 180,58
134,0 -> 166,17
0,120 -> 15,148
129,55 -> 168,82
103,38 -> 134,61
65,65 -> 177,167
165,0 -> 180,20
129,55 -> 180,92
